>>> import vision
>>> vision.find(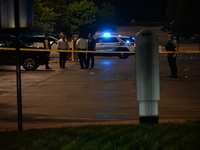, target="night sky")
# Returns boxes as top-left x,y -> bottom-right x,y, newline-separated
93,0 -> 169,22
